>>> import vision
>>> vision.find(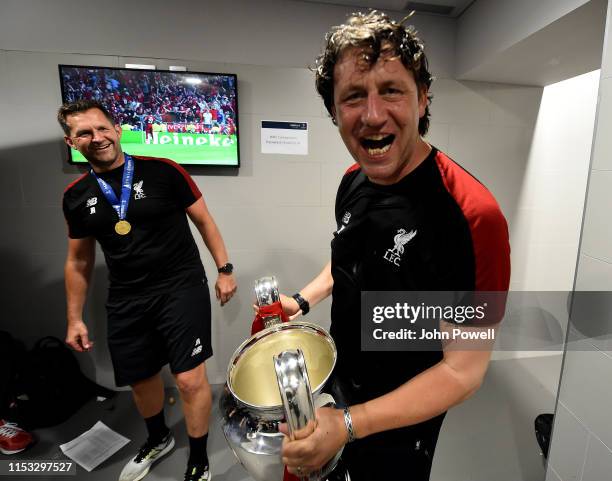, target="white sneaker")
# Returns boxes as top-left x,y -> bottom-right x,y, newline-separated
184,463 -> 211,481
119,432 -> 175,481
